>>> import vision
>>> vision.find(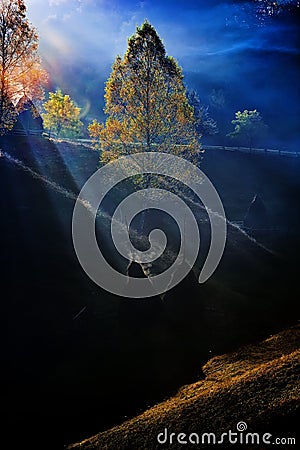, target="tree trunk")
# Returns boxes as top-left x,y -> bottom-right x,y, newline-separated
139,173 -> 151,235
